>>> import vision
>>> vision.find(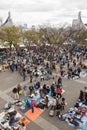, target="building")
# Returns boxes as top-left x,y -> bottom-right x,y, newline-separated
0,12 -> 28,32
1,12 -> 13,27
18,24 -> 28,32
72,11 -> 87,30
